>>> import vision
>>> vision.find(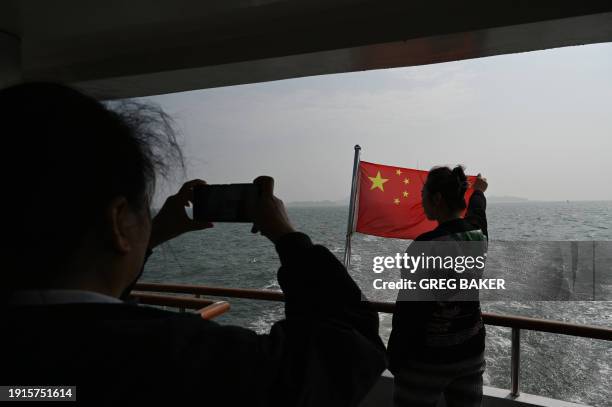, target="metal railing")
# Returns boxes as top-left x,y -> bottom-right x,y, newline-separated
133,281 -> 612,398
129,290 -> 230,320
